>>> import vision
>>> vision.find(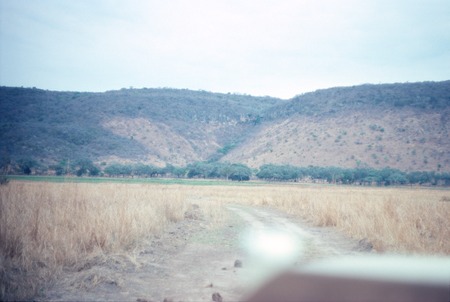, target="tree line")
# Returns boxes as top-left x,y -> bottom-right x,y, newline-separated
2,158 -> 450,186
256,164 -> 450,186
